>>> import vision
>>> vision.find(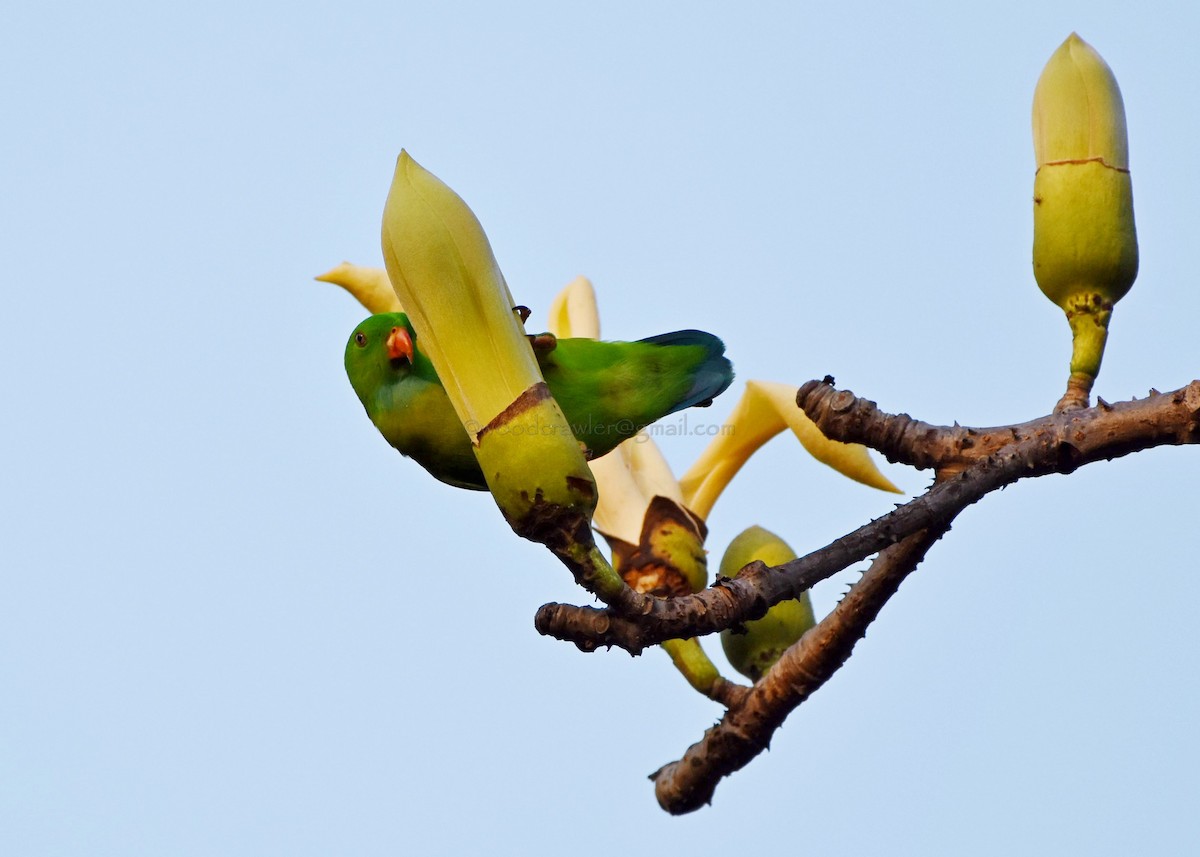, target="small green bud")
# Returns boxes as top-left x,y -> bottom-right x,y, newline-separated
719,526 -> 815,682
